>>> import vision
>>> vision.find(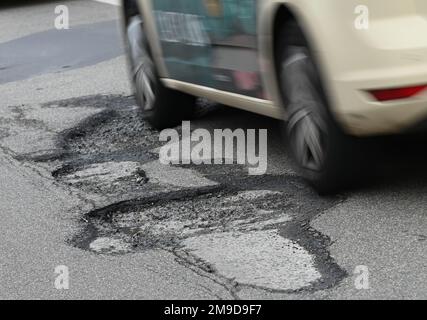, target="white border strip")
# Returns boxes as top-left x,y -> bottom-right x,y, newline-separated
92,0 -> 121,6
